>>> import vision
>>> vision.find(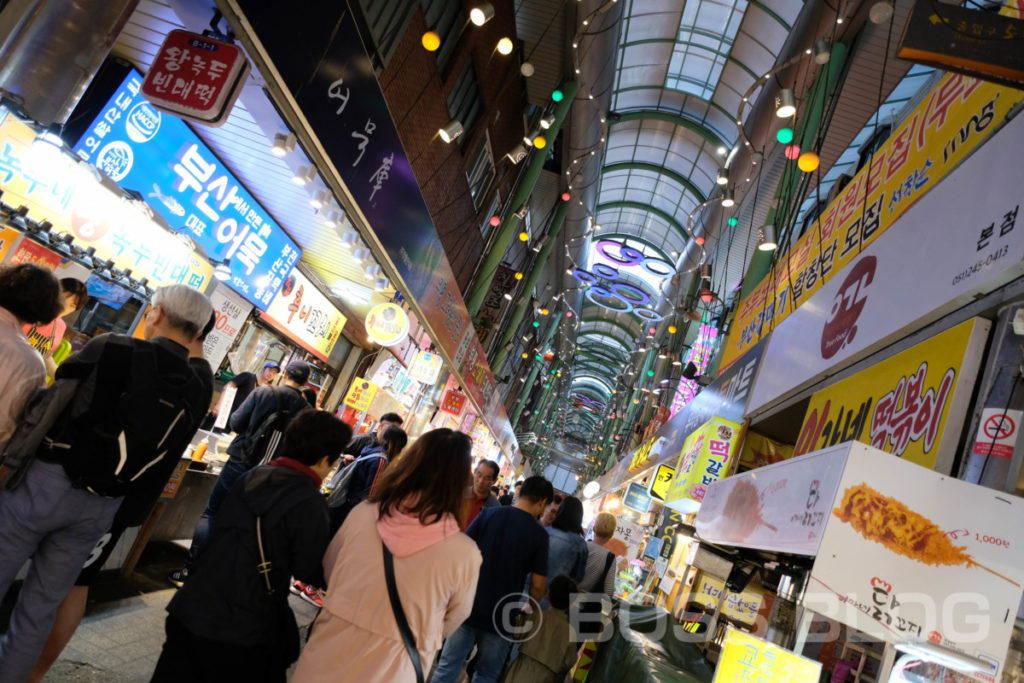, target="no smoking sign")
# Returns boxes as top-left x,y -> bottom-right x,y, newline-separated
974,408 -> 1024,459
